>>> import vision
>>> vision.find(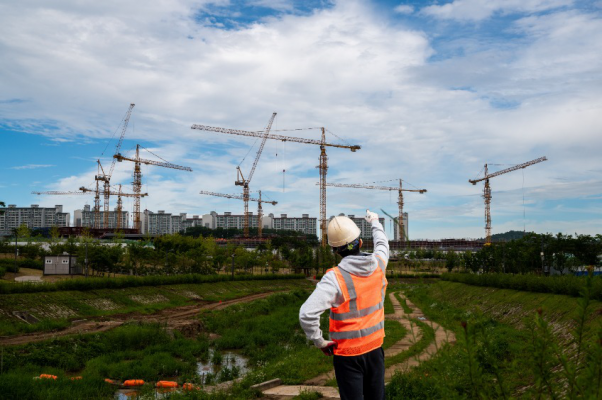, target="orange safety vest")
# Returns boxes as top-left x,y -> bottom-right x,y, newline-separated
328,255 -> 388,356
